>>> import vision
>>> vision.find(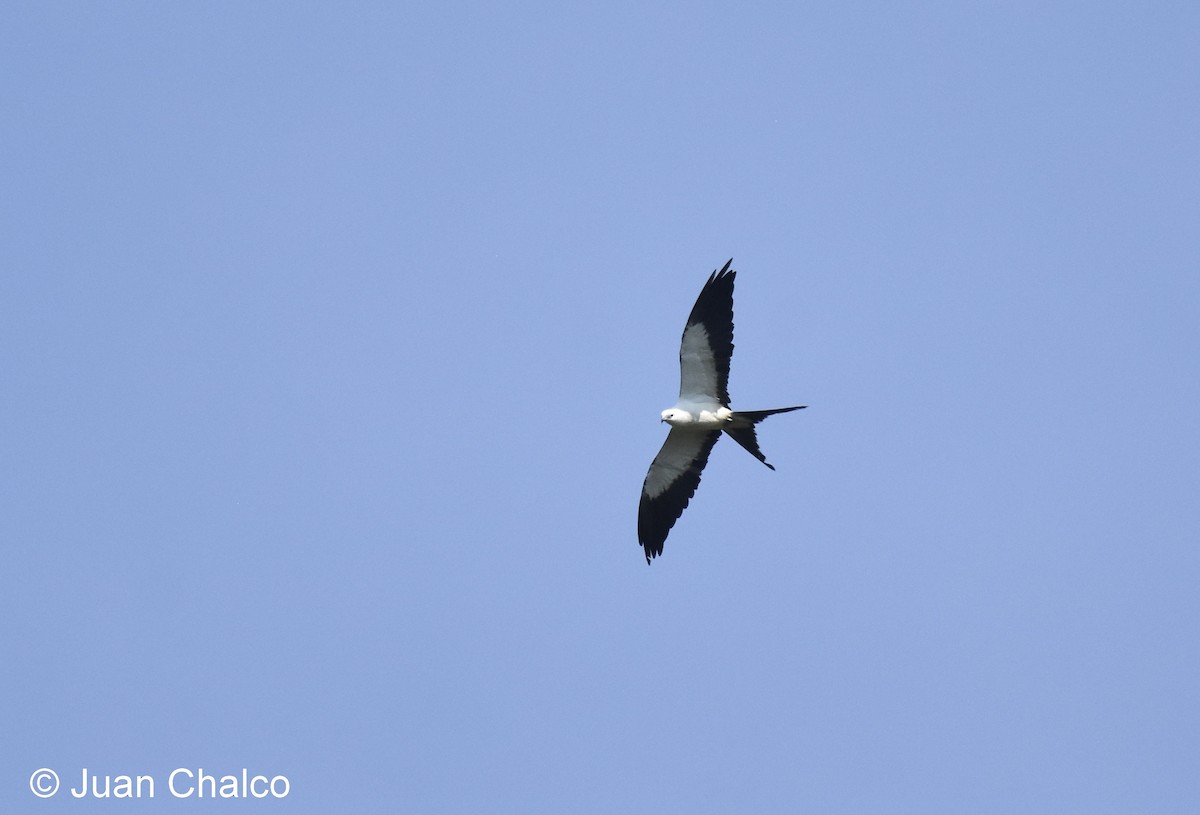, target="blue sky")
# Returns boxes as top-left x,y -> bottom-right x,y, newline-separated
4,2 -> 1198,812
